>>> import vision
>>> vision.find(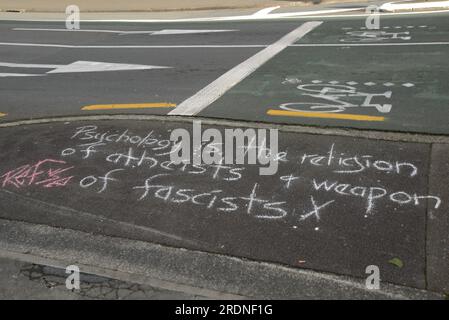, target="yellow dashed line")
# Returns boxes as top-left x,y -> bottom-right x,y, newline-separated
82,103 -> 176,111
0,112 -> 6,118
267,109 -> 385,122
